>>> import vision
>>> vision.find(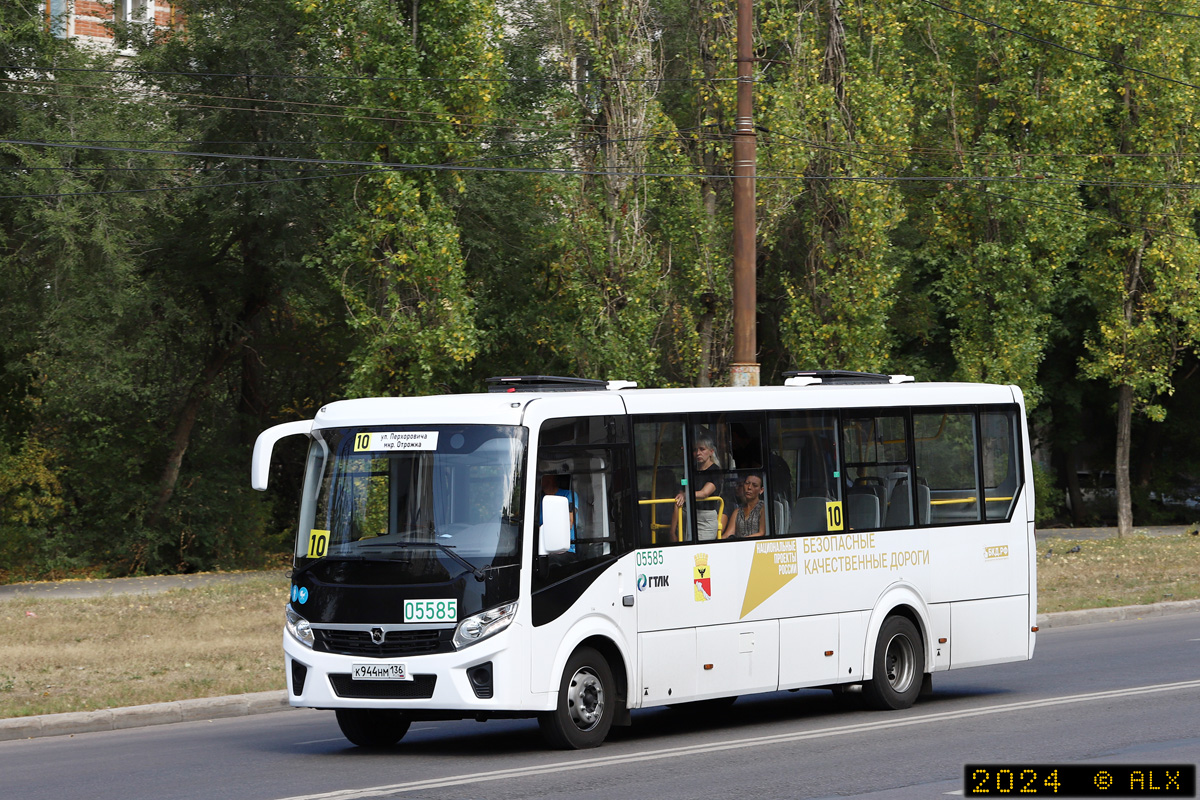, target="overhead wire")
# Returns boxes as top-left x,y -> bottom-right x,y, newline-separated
11,138 -> 1200,192
0,169 -> 374,200
919,0 -> 1200,93
5,63 -> 738,84
1046,0 -> 1200,21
